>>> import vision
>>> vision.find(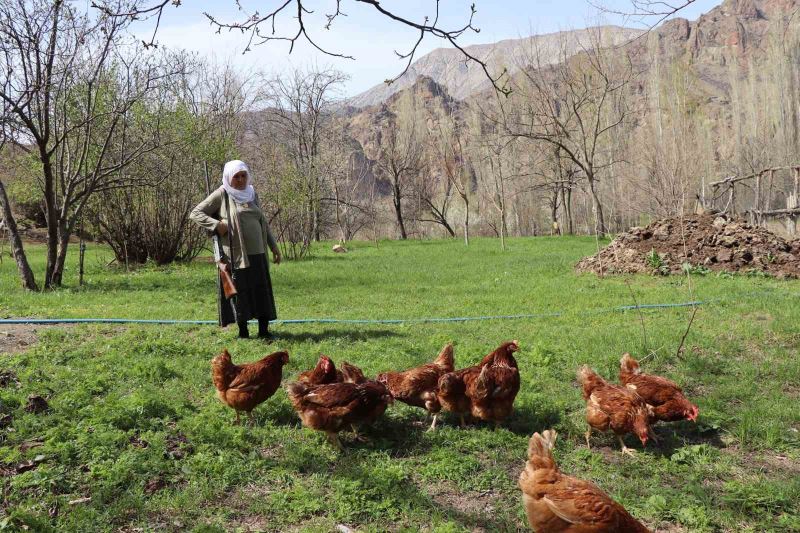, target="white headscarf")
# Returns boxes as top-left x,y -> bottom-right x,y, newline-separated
221,160 -> 256,204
